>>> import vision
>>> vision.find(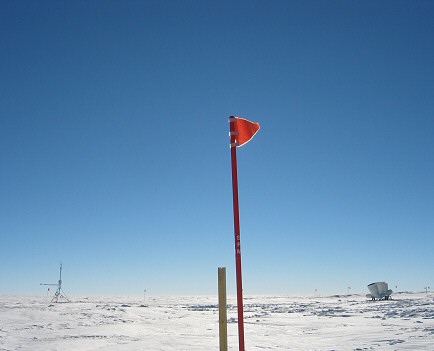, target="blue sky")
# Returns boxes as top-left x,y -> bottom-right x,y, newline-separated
1,1 -> 433,296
